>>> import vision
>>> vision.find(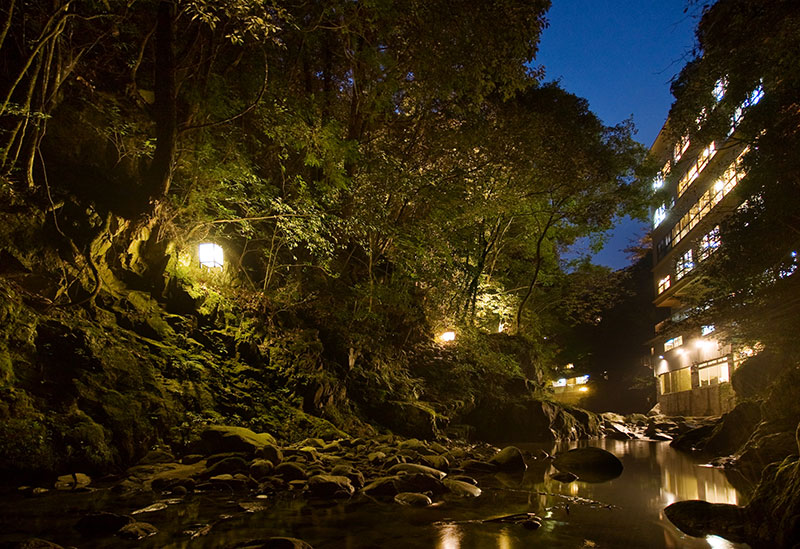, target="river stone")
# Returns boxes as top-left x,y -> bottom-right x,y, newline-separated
367,451 -> 386,463
307,475 -> 354,498
250,459 -> 275,479
449,475 -> 478,485
421,454 -> 450,472
394,473 -> 446,495
275,462 -> 307,481
137,449 -> 175,465
203,456 -> 249,477
461,459 -> 498,473
550,471 -> 578,483
362,476 -> 402,497
664,500 -> 749,542
394,492 -> 433,506
257,444 -> 283,464
398,439 -> 428,453
74,512 -> 133,536
429,442 -> 448,454
604,422 -> 635,440
552,447 -> 623,482
117,521 -> 158,540
489,446 -> 527,471
388,463 -> 446,479
443,479 -> 482,498
199,425 -> 276,455
55,473 -> 91,490
331,465 -> 365,488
